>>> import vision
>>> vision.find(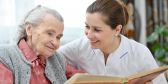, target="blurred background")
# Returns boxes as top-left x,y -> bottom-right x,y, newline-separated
0,0 -> 168,80
0,0 -> 146,46
0,0 -> 94,45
